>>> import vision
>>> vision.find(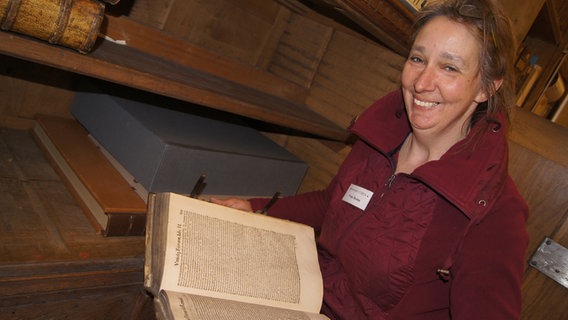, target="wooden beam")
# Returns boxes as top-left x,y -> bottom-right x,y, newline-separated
102,15 -> 309,105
